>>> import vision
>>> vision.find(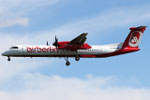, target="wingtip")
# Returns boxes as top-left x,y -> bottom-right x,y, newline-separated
82,33 -> 88,35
